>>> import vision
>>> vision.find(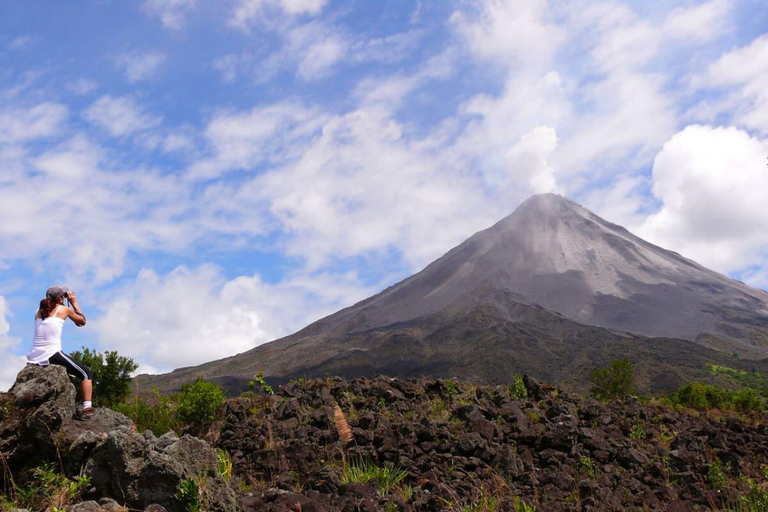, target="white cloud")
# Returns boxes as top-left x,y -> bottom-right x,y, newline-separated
213,54 -> 245,83
251,106 -> 505,270
142,0 -> 196,30
351,30 -> 425,65
83,95 -> 161,137
230,0 -> 327,28
662,0 -> 732,43
0,296 -> 26,392
66,78 -> 98,96
188,102 -> 328,179
115,50 -> 167,82
639,125 -> 768,274
8,35 -> 33,50
296,34 -> 346,80
0,102 -> 68,143
0,134 -> 205,282
451,0 -> 565,68
92,264 -> 375,371
696,33 -> 768,134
